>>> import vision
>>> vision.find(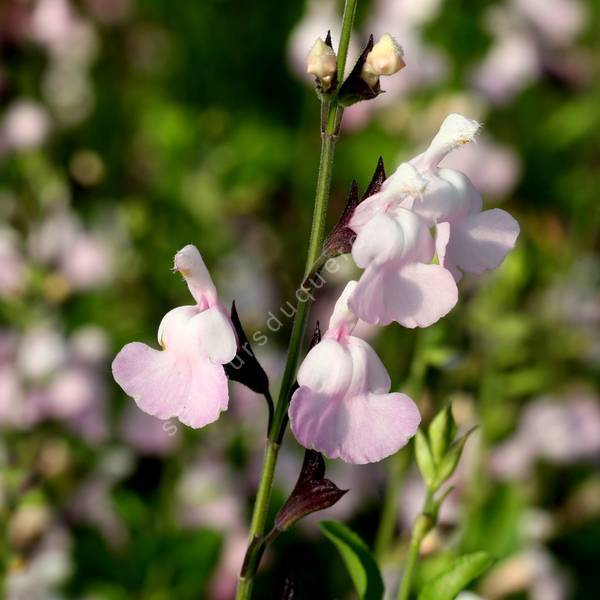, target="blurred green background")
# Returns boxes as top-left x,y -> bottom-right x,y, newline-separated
1,0 -> 599,598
